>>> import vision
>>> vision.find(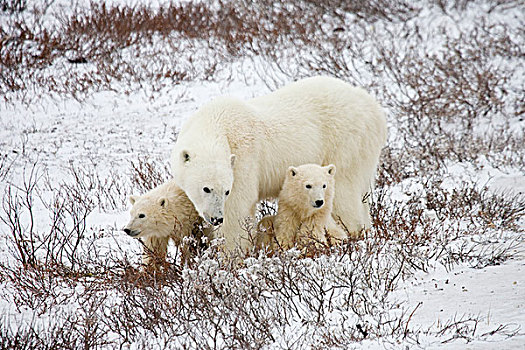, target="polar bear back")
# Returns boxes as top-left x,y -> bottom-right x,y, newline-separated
248,76 -> 387,198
